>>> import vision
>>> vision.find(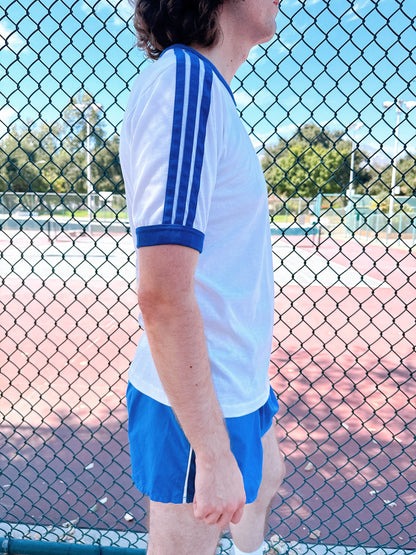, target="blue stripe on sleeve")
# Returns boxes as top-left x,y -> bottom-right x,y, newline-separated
174,54 -> 200,225
136,225 -> 205,253
186,66 -> 213,227
160,47 -> 214,244
163,48 -> 186,225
